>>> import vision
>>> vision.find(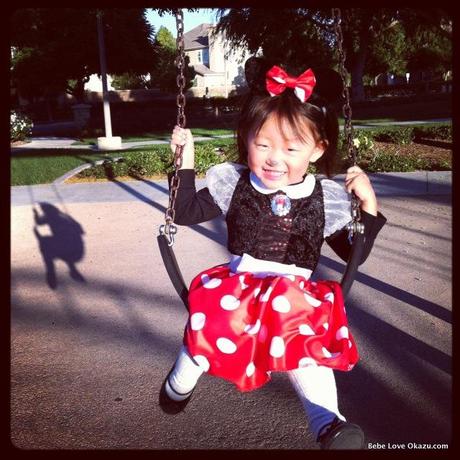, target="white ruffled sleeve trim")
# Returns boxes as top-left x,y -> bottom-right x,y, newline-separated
206,162 -> 246,215
321,179 -> 352,238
